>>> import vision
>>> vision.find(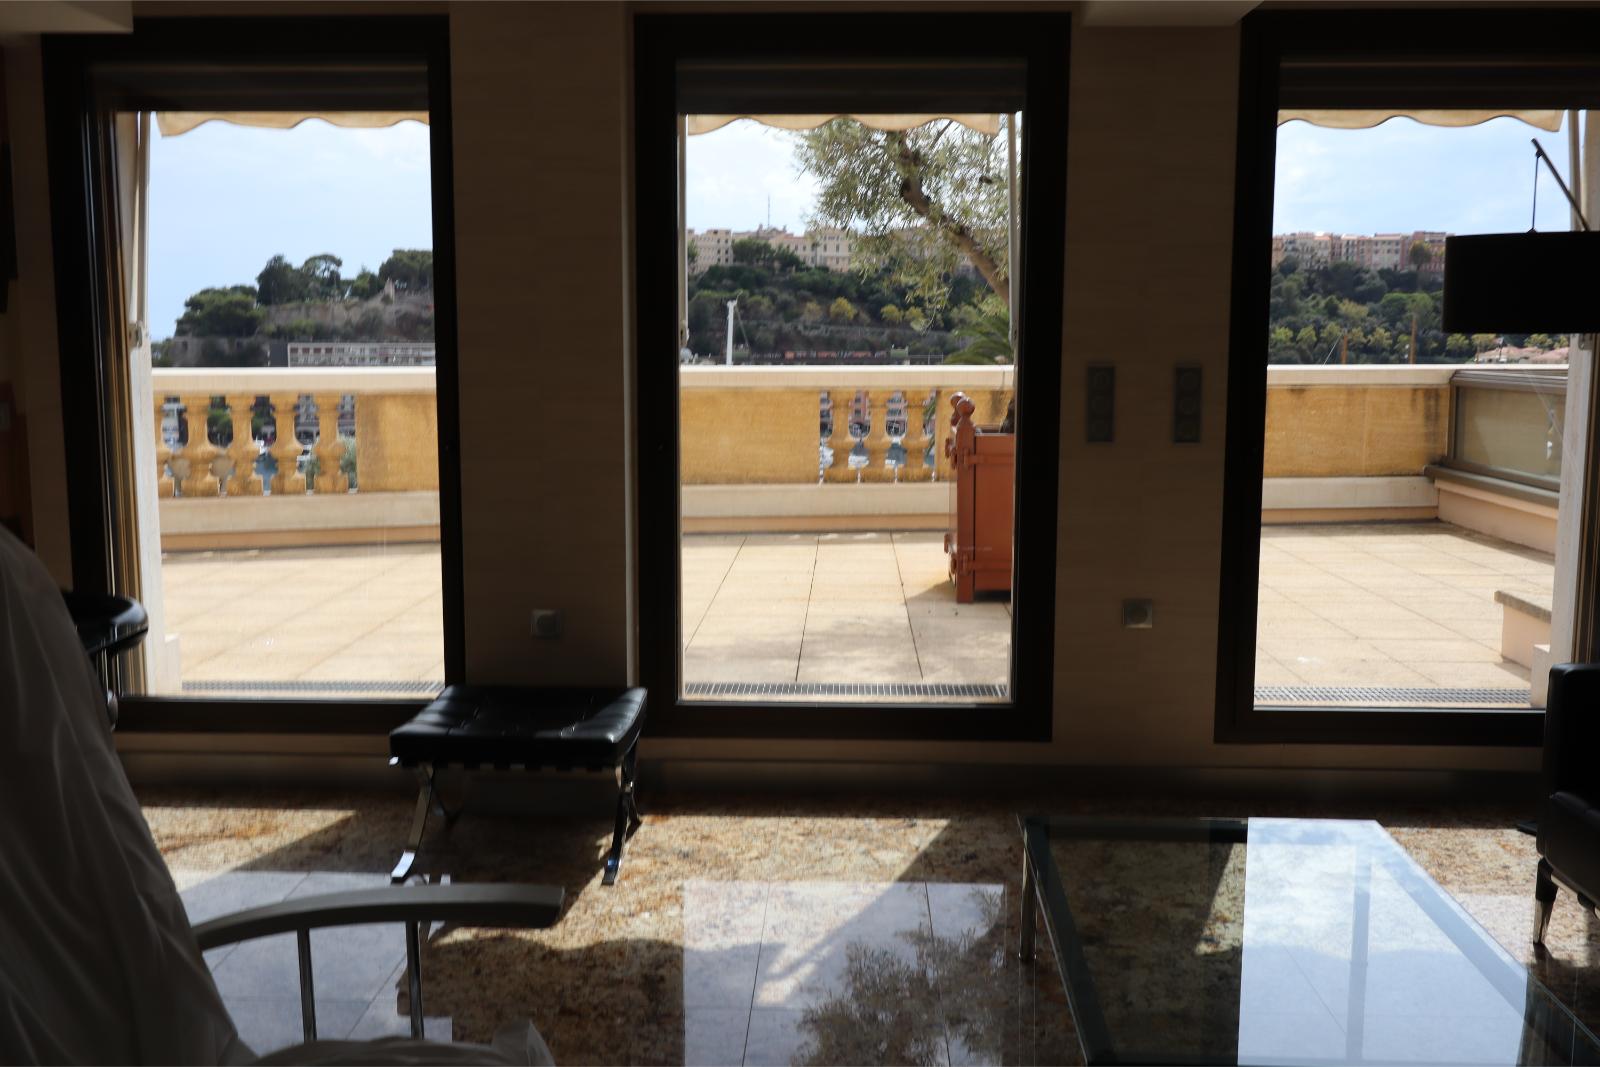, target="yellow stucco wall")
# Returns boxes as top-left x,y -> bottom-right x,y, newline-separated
680,389 -> 818,484
355,394 -> 439,492
1264,385 -> 1449,478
